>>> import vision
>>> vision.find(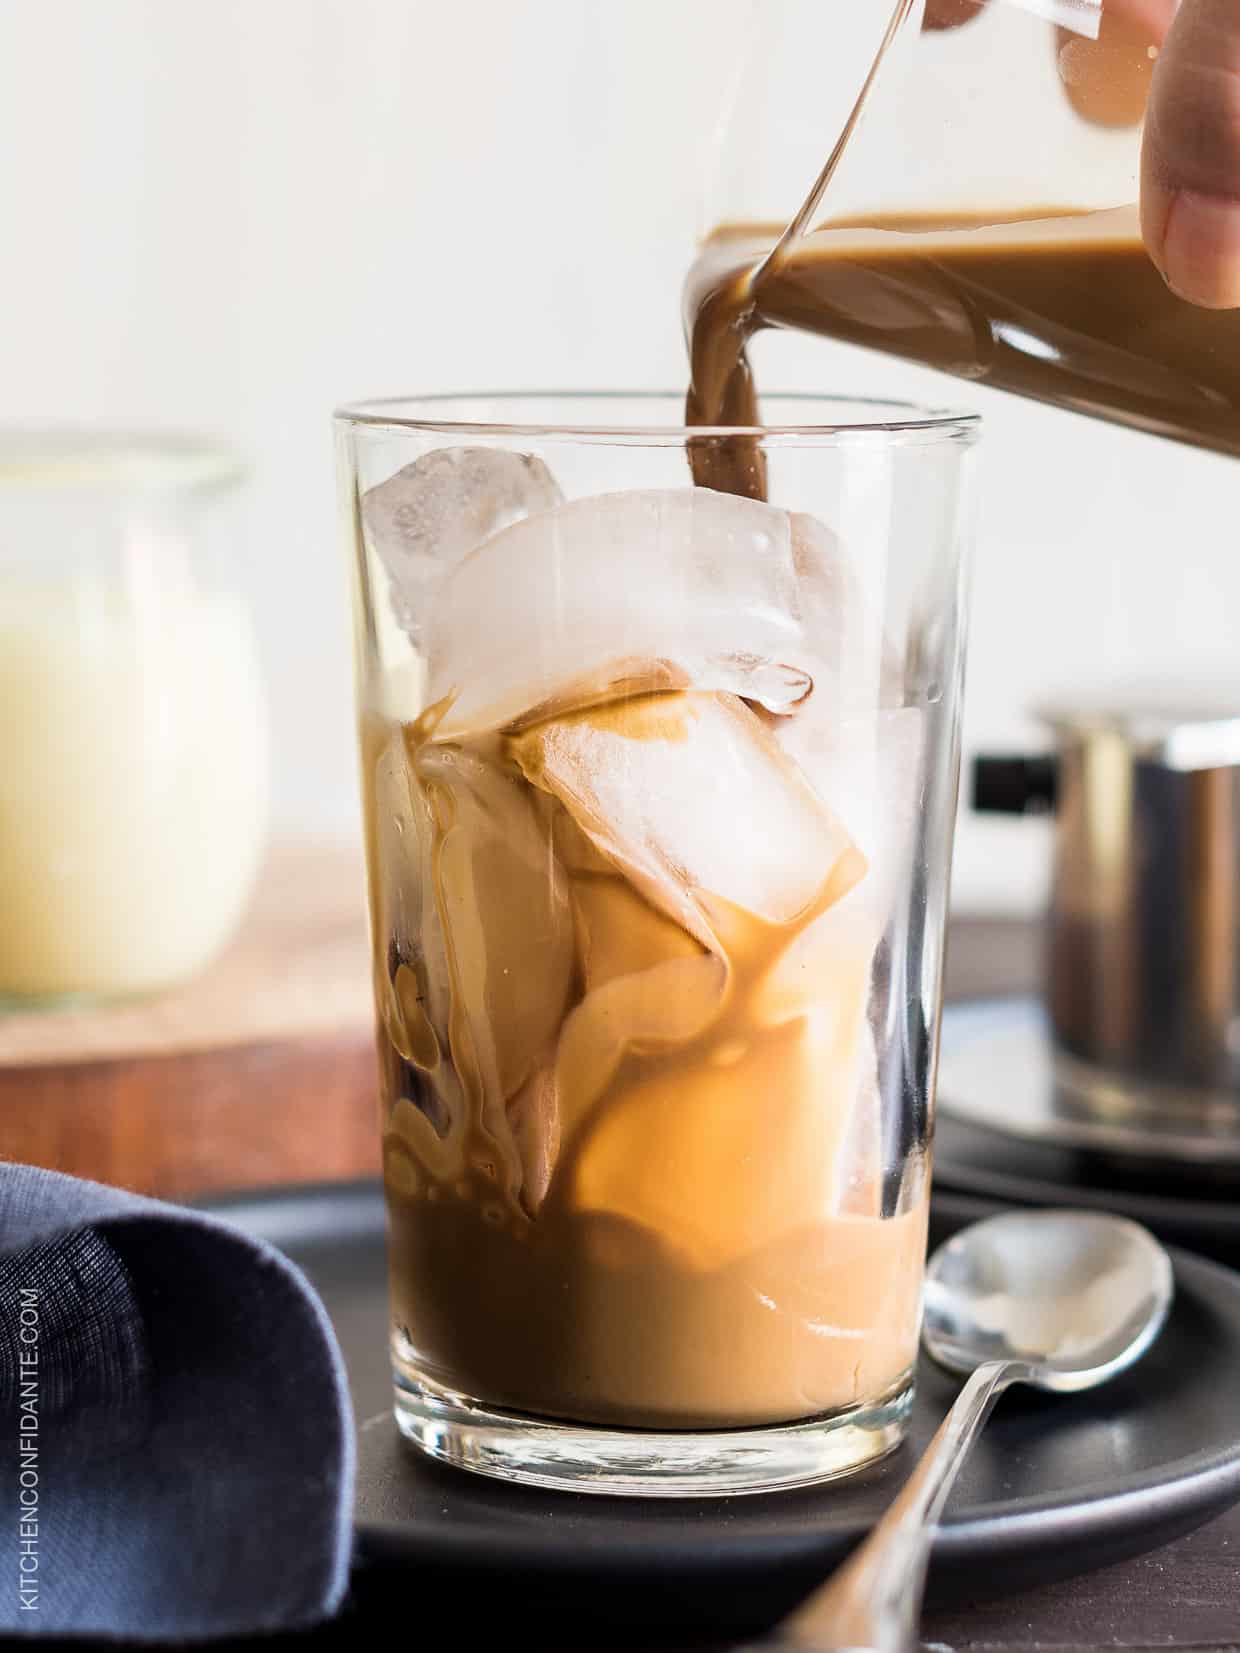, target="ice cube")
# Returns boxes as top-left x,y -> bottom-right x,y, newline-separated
362,446 -> 563,638
506,1060 -> 560,1215
510,691 -> 861,952
772,706 -> 924,924
833,1022 -> 883,1219
367,722 -> 420,972
791,510 -> 890,718
368,724 -> 455,1082
750,894 -> 885,1225
417,742 -> 575,1125
422,488 -> 882,738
